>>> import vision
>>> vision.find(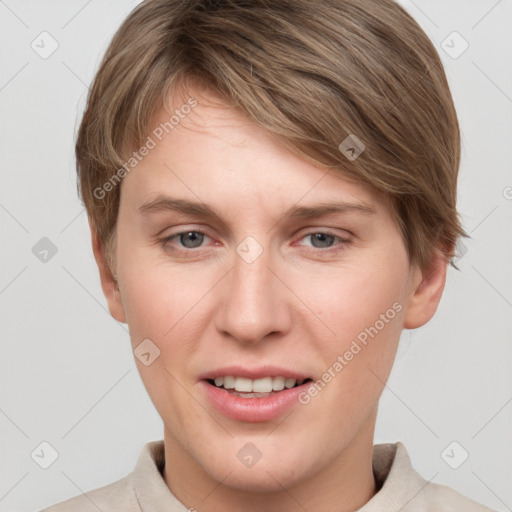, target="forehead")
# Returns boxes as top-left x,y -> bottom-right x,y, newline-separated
119,84 -> 388,219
